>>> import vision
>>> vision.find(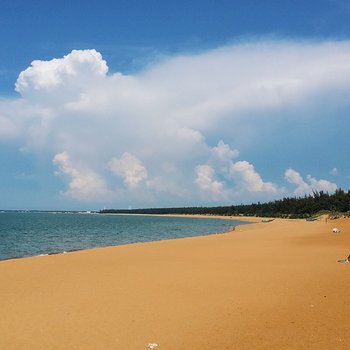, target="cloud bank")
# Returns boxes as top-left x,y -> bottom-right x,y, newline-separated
1,39 -> 346,206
